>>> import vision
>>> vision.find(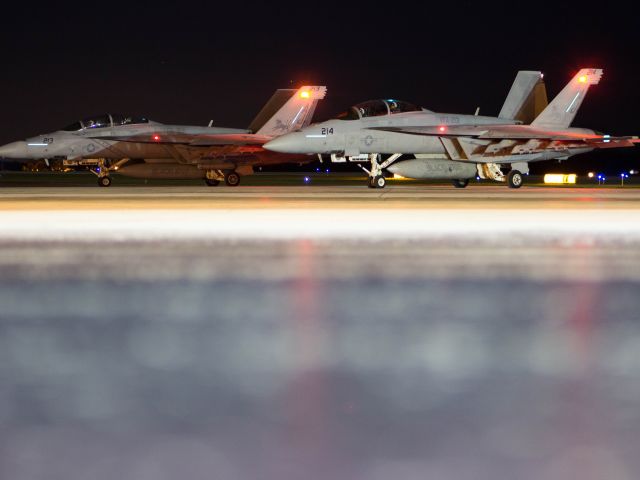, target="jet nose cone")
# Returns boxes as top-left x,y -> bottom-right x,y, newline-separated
0,141 -> 28,159
264,133 -> 305,154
